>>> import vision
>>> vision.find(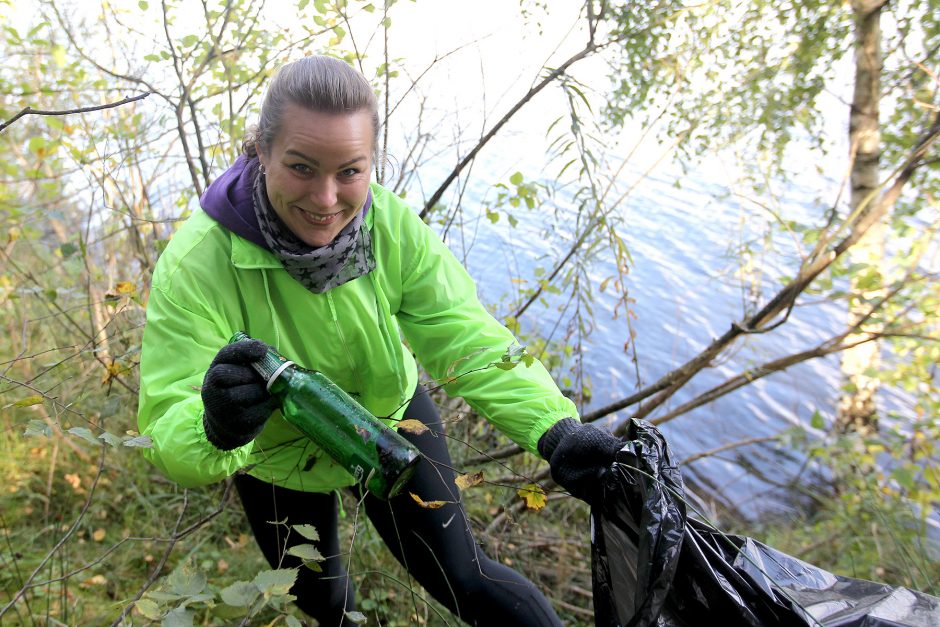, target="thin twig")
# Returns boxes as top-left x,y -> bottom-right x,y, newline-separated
0,93 -> 151,133
680,436 -> 779,465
